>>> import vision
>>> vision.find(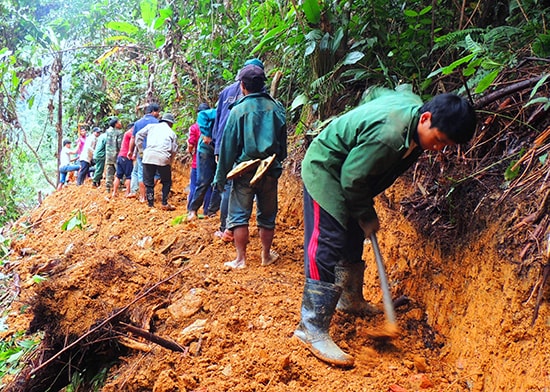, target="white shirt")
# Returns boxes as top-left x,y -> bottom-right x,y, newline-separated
135,122 -> 178,166
60,146 -> 75,167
